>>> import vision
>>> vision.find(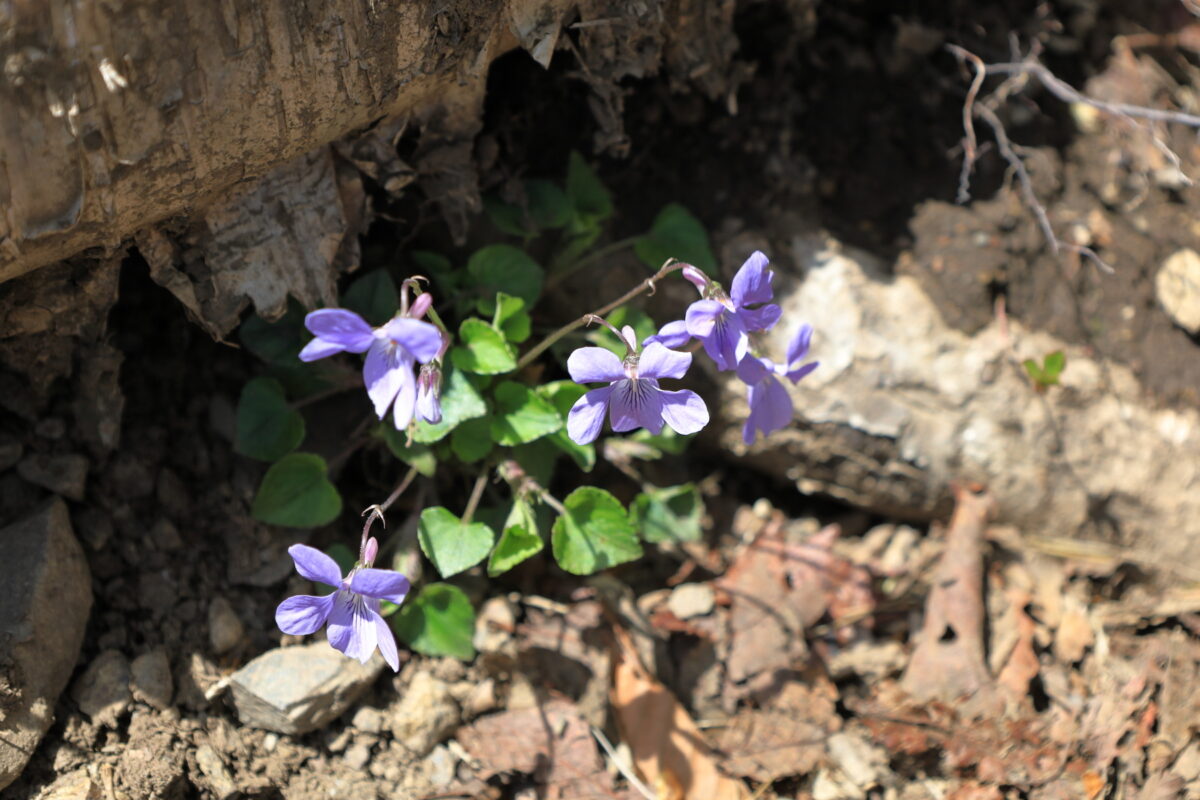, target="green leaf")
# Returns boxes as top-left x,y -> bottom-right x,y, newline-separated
468,245 -> 544,309
634,203 -> 717,272
1022,359 -> 1044,382
235,377 -> 305,462
566,151 -> 613,222
1043,350 -> 1066,381
451,416 -> 494,463
451,318 -> 517,375
552,225 -> 602,272
380,425 -> 438,477
391,583 -> 476,661
511,440 -> 559,487
418,506 -> 495,578
551,487 -> 642,575
526,179 -> 572,229
239,298 -> 309,364
342,269 -> 398,327
538,381 -> 595,471
494,293 -> 532,343
413,365 -> 488,443
631,483 -> 704,544
251,453 -> 342,528
488,498 -> 544,576
630,427 -> 693,457
314,543 -> 358,596
483,194 -> 534,238
490,381 -> 563,446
